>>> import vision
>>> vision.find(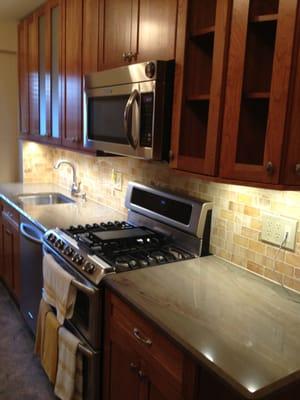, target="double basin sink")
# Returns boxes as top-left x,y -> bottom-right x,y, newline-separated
18,192 -> 75,206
